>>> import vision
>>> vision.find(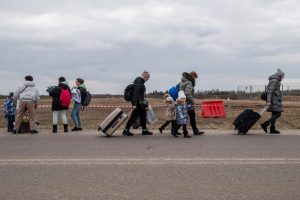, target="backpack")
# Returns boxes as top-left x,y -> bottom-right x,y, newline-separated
124,84 -> 135,102
82,91 -> 92,106
59,88 -> 71,107
168,83 -> 180,101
